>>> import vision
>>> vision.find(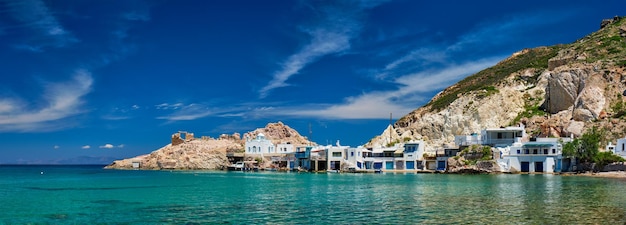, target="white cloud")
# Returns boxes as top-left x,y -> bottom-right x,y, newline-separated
157,103 -> 212,121
81,145 -> 91,149
101,115 -> 130,121
258,2 -> 386,98
117,144 -> 125,148
155,103 -> 184,110
99,144 -> 114,149
5,0 -> 78,51
53,145 -> 60,149
132,105 -> 140,110
256,11 -> 533,120
241,57 -> 503,120
0,70 -> 93,132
